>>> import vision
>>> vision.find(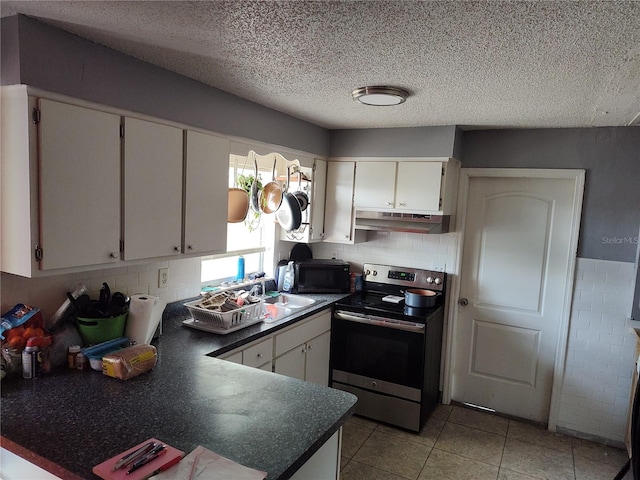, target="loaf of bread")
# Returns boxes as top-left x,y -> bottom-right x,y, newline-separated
102,344 -> 157,380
